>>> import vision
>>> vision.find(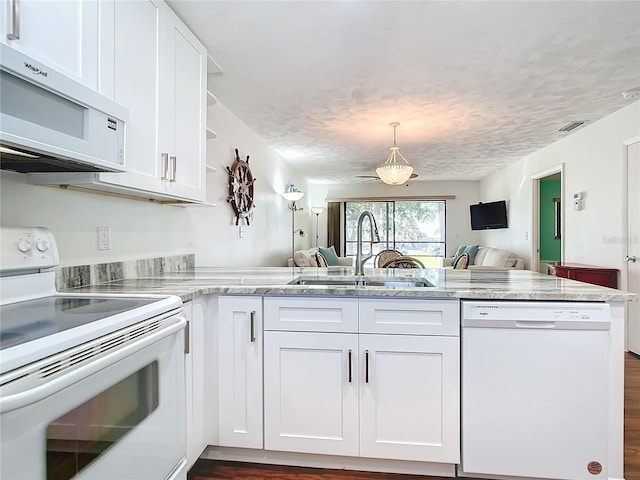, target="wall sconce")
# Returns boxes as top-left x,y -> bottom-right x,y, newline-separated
281,184 -> 305,263
310,207 -> 324,248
